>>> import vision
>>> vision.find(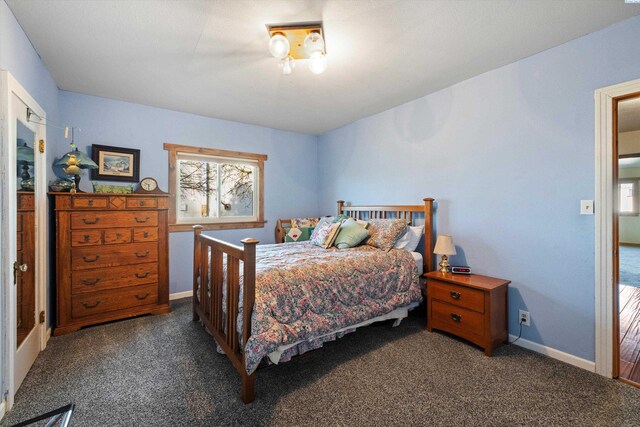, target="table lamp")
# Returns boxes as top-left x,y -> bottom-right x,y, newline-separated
434,234 -> 456,273
17,139 -> 34,190
55,147 -> 98,192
